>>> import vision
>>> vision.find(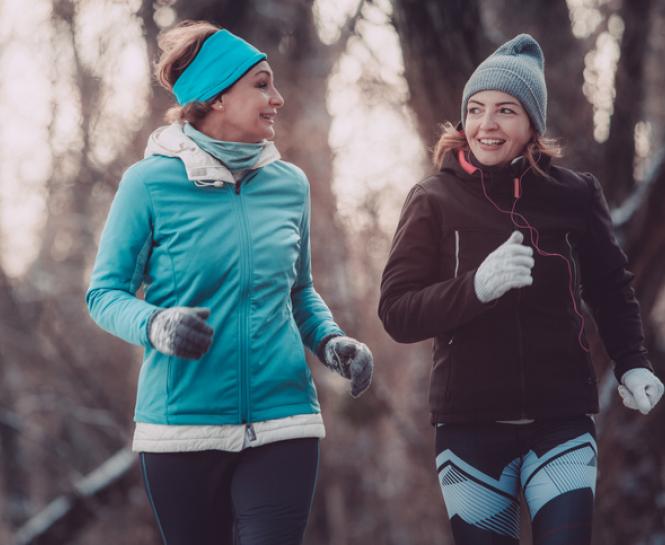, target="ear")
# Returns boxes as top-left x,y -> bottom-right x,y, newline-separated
212,98 -> 224,111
